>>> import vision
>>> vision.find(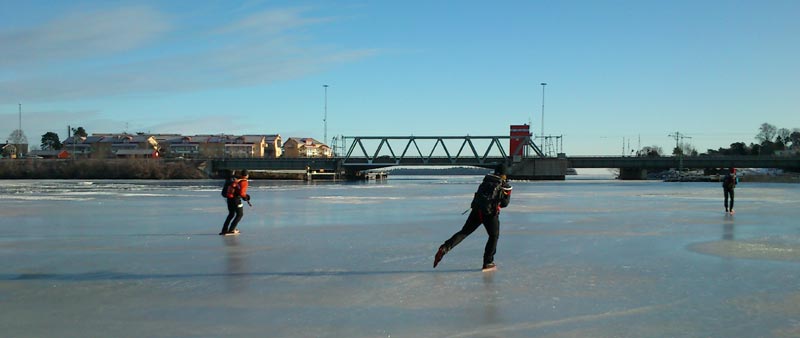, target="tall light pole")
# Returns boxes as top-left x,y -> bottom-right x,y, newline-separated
540,83 -> 547,139
323,84 -> 329,145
